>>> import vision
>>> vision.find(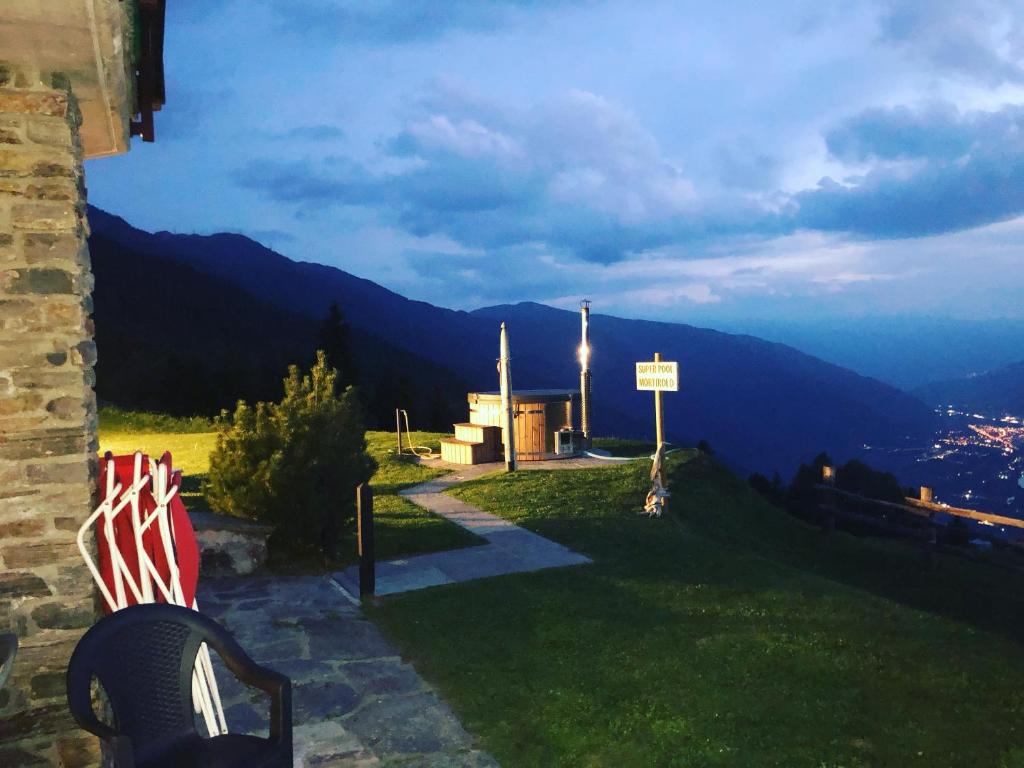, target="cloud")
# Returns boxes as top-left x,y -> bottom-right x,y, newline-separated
390,116 -> 523,160
392,230 -> 908,316
378,217 -> 1024,323
266,0 -> 584,44
713,141 -> 782,190
799,102 -> 1024,237
824,103 -> 973,162
589,283 -> 723,307
237,88 -> 787,263
272,125 -> 346,143
388,87 -> 697,222
92,0 -> 1024,326
876,0 -> 1024,85
236,158 -> 383,206
239,87 -> 1024,251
